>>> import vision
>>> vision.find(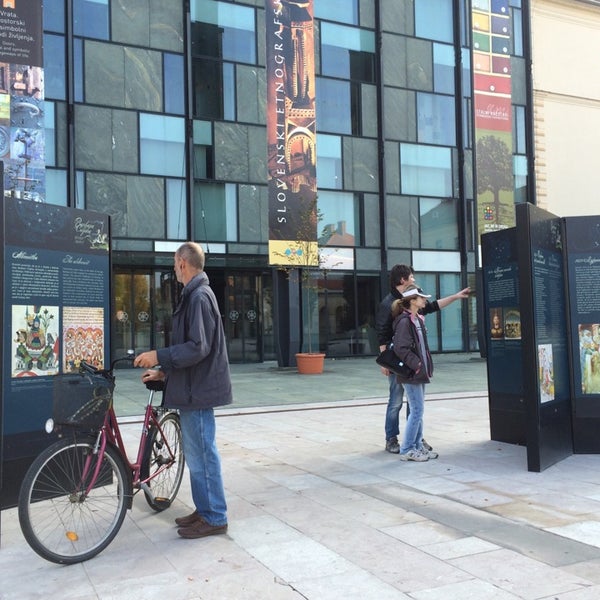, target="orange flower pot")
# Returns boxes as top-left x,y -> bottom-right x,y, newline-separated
295,352 -> 326,374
